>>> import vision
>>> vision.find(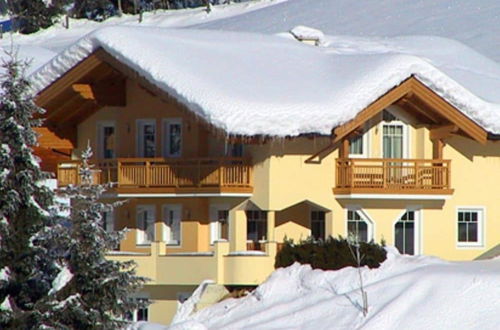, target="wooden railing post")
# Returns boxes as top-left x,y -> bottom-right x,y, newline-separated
414,161 -> 419,189
382,160 -> 387,188
145,160 -> 151,187
117,160 -> 122,187
219,159 -> 224,187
